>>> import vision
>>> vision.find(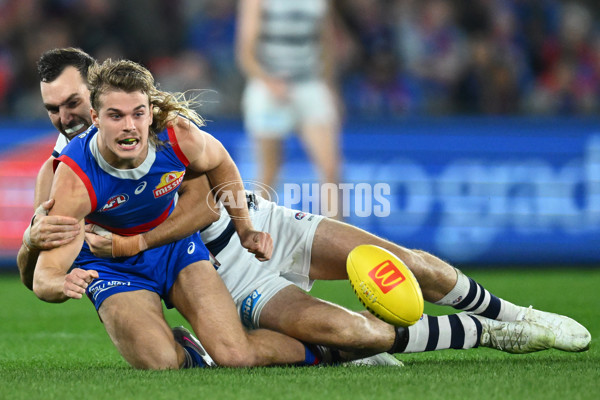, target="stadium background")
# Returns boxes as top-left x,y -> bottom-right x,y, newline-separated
1,0 -> 600,269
